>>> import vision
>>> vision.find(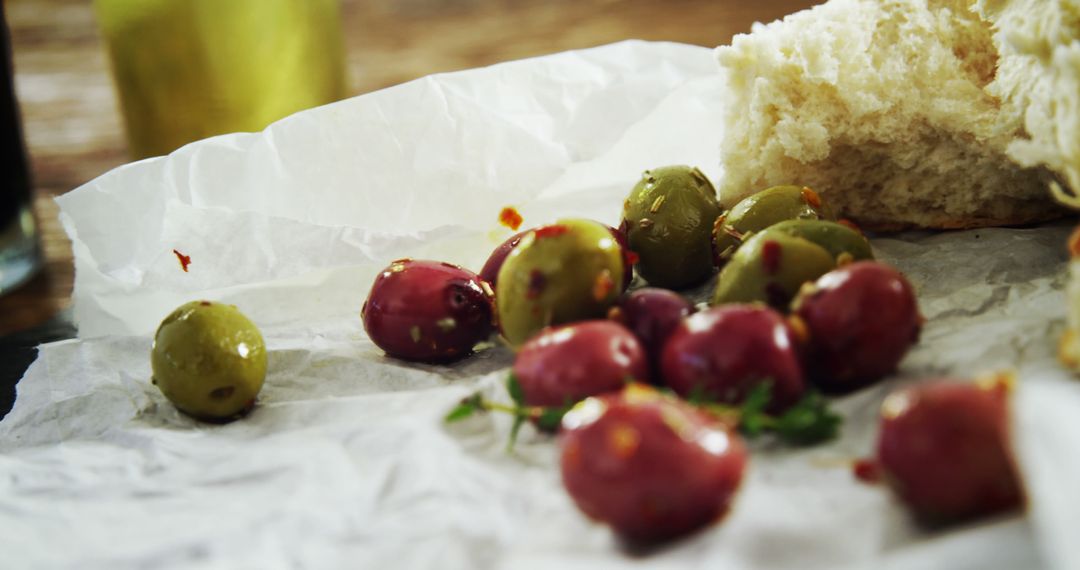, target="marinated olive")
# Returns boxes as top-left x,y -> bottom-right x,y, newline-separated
713,185 -> 832,267
496,219 -> 625,347
875,378 -> 1024,524
608,287 -> 694,380
661,305 -> 806,412
793,261 -> 921,392
150,300 -> 267,422
767,219 -> 873,263
479,230 -> 528,287
711,229 -> 836,310
362,259 -> 495,362
513,321 -> 648,409
621,165 -> 723,290
560,384 -> 747,543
